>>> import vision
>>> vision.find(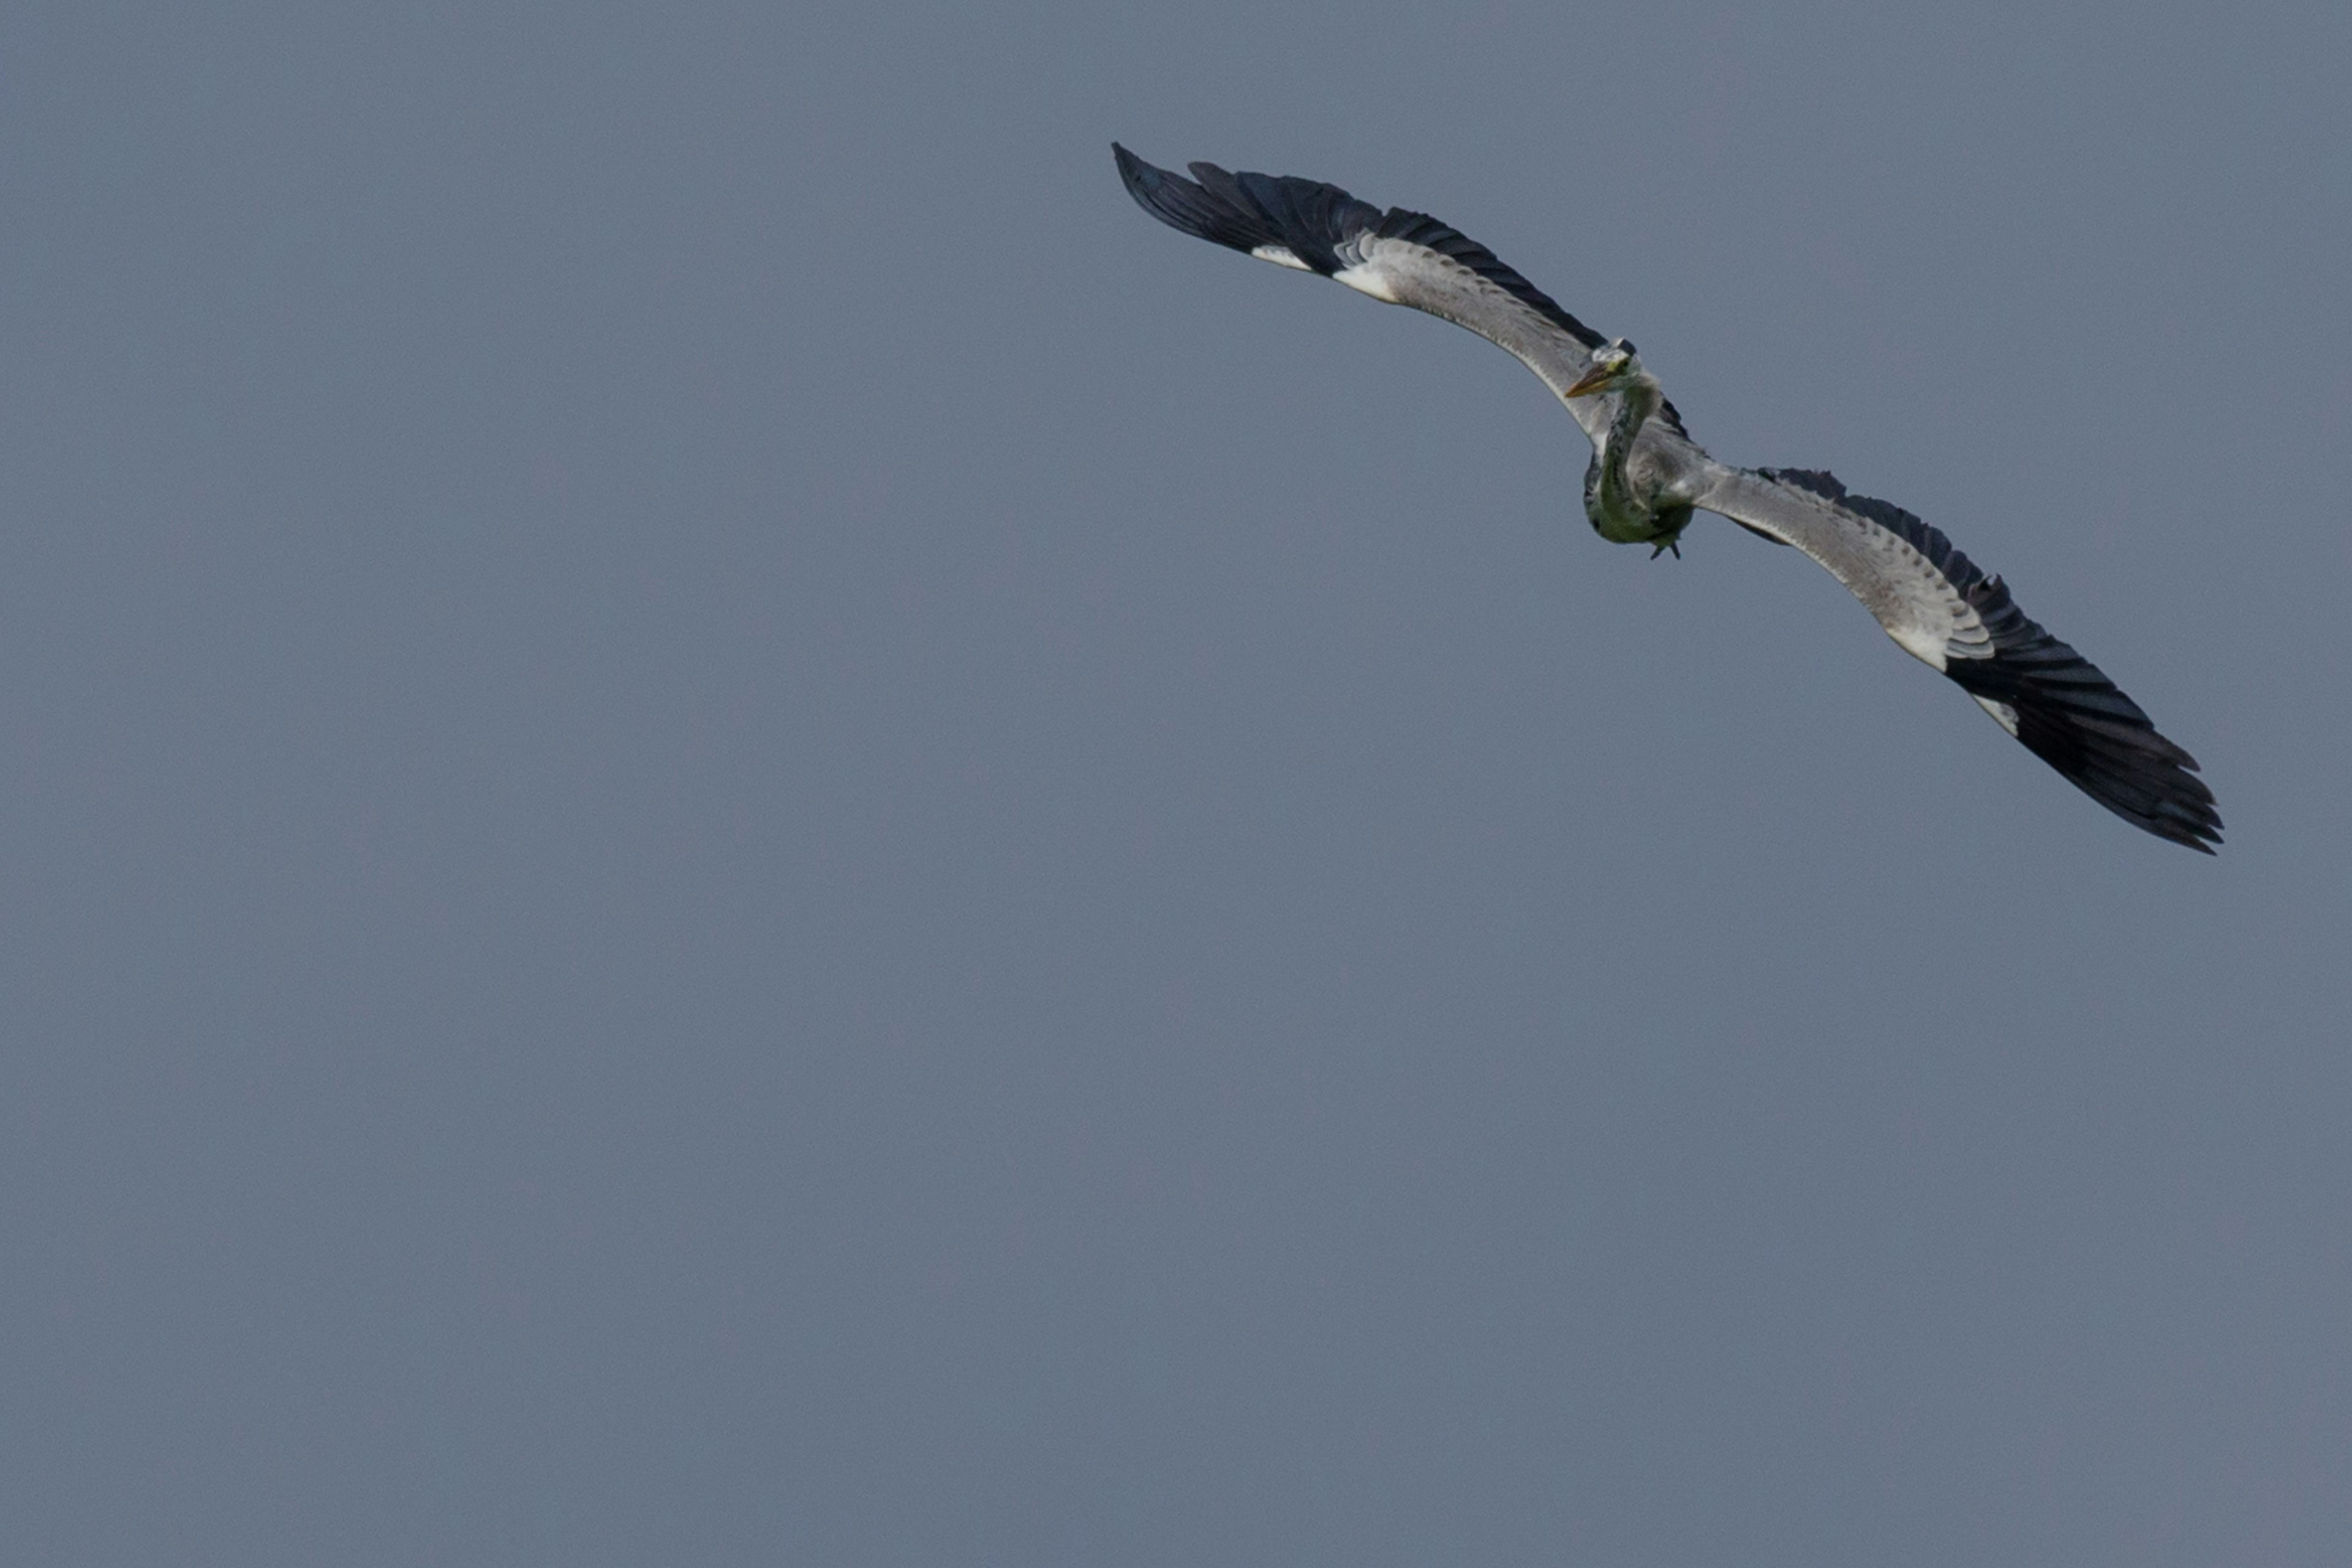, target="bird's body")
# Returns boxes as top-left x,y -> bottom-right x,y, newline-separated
1114,145 -> 2222,851
1577,350 -> 1697,552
